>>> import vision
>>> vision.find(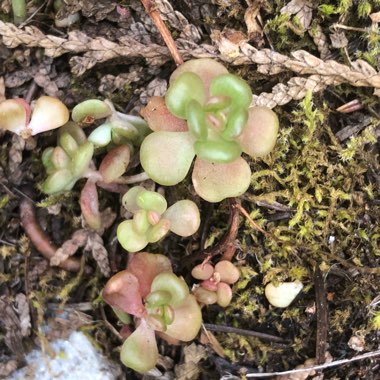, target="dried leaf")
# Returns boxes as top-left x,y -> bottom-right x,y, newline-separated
0,360 -> 18,378
330,31 -> 348,49
0,76 -> 5,102
51,229 -> 88,267
14,293 -> 31,337
84,232 -> 110,277
281,0 -> 313,30
8,134 -> 25,184
244,1 -> 264,46
199,327 -> 225,358
308,24 -> 331,60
